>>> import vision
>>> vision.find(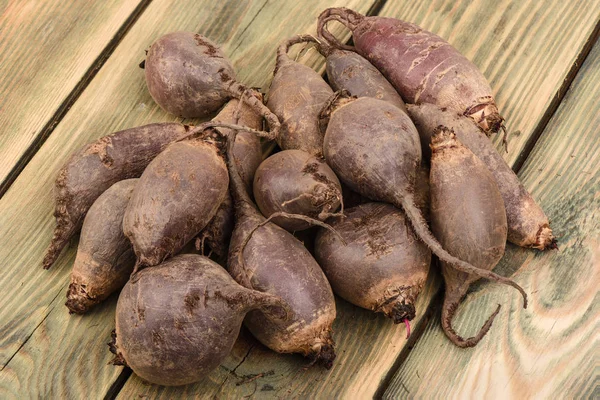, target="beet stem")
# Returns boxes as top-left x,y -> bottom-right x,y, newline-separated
404,318 -> 411,339
401,196 -> 528,308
